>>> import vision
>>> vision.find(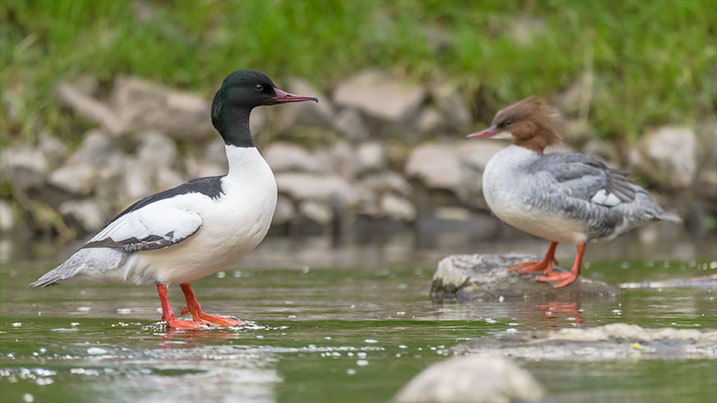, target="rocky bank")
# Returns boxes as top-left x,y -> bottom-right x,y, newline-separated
1,70 -> 715,240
